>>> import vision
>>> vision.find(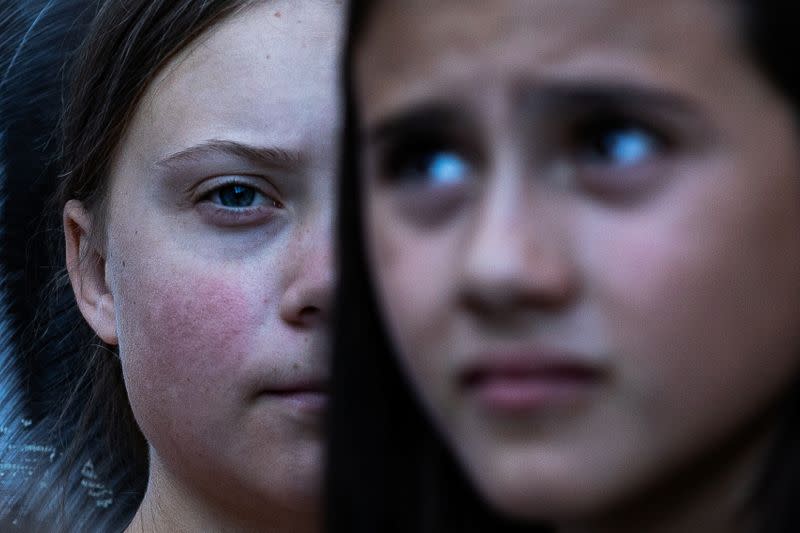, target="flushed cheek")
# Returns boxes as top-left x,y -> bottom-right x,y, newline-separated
115,266 -> 263,460
582,168 -> 800,425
